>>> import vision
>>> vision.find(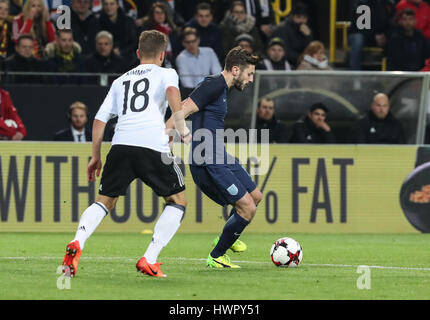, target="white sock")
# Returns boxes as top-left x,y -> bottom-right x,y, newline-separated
144,204 -> 184,264
73,202 -> 107,250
